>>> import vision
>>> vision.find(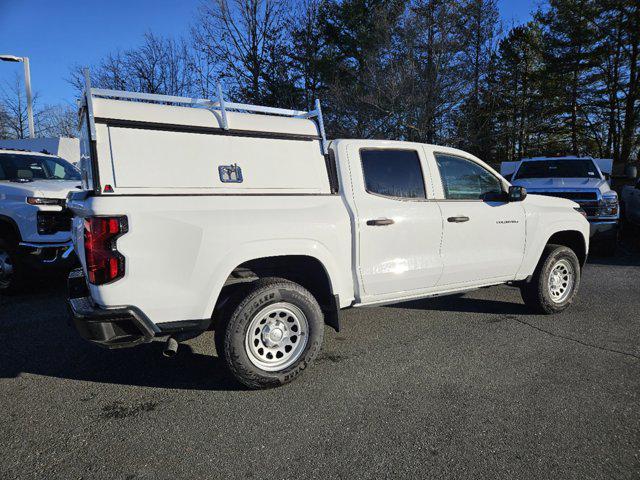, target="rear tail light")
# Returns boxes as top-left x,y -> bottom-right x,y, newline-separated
84,216 -> 128,285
